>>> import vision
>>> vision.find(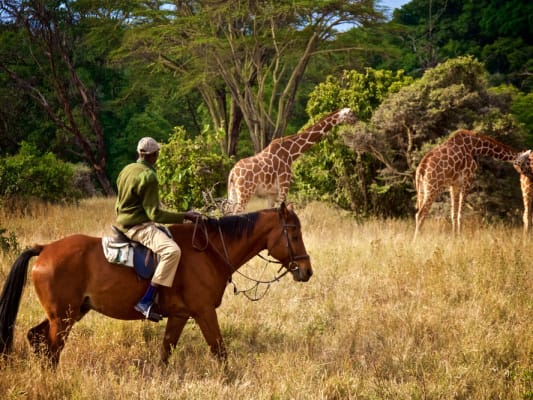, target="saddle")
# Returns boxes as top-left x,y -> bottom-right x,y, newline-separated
101,226 -> 167,279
